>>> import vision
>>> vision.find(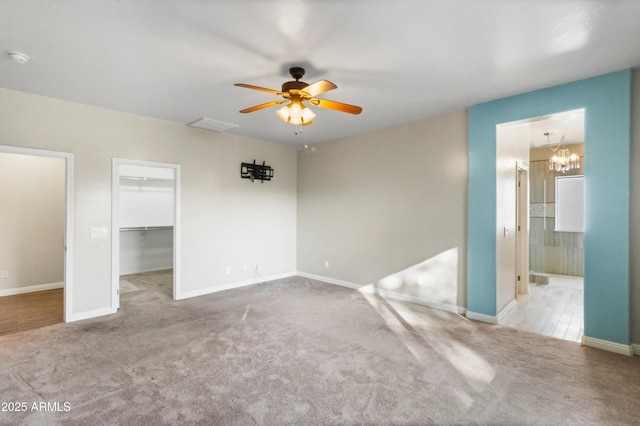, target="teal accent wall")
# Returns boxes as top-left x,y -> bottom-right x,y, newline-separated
468,70 -> 632,344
